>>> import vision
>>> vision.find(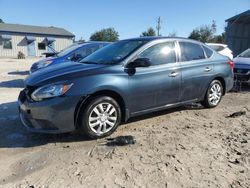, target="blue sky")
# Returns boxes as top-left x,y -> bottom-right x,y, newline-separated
0,0 -> 249,40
